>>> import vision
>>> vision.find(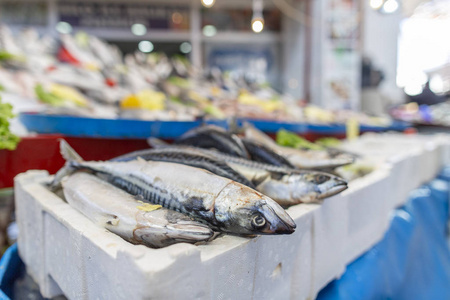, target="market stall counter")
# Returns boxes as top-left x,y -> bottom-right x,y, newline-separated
9,133 -> 450,299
